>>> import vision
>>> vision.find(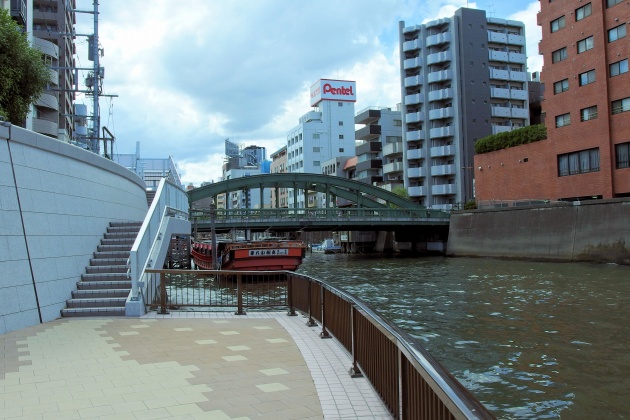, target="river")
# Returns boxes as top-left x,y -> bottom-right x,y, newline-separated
296,253 -> 630,419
